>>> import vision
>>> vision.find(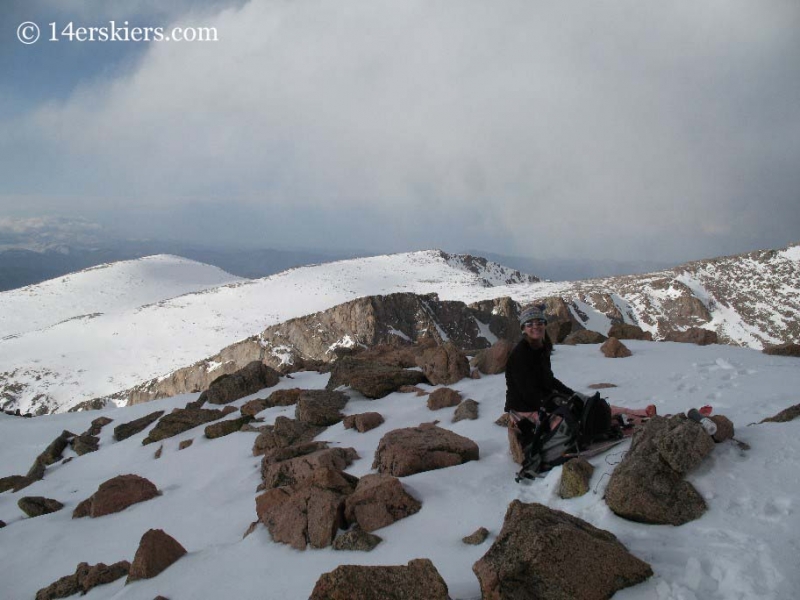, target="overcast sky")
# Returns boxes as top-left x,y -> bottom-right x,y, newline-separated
1,0 -> 799,263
